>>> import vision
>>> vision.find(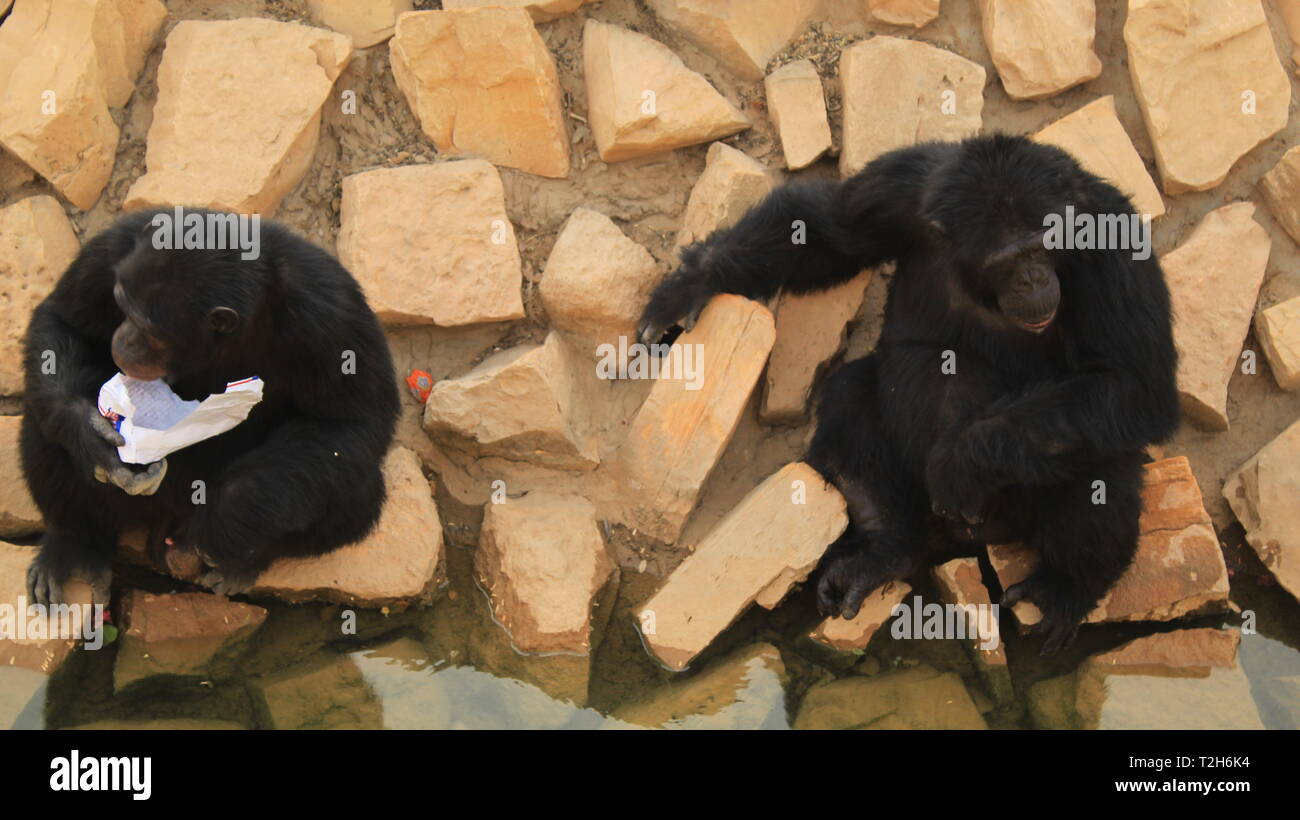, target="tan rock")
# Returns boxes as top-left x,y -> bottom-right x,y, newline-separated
390,8 -> 569,178
636,462 -> 847,671
583,19 -> 750,162
0,196 -> 80,396
610,643 -> 788,729
764,59 -> 832,170
676,142 -> 772,249
124,19 -> 352,215
1256,296 -> 1300,391
1029,628 -> 1257,728
809,580 -> 910,651
424,333 -> 599,470
476,492 -> 616,655
249,446 -> 442,607
839,36 -> 984,176
94,0 -> 169,107
1223,419 -> 1300,604
114,591 -> 266,691
863,0 -> 940,27
932,557 -> 1012,703
794,665 -> 986,729
1258,145 -> 1300,246
977,0 -> 1101,100
307,0 -> 412,48
0,541 -> 93,674
989,457 -> 1230,627
440,0 -> 600,22
338,161 -> 525,327
761,271 -> 871,424
645,0 -> 818,81
539,208 -> 662,349
618,295 -> 777,543
0,417 -> 42,538
1165,203 -> 1270,430
0,0 -> 135,208
252,653 -> 382,729
1124,0 -> 1289,194
1032,96 -> 1165,218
